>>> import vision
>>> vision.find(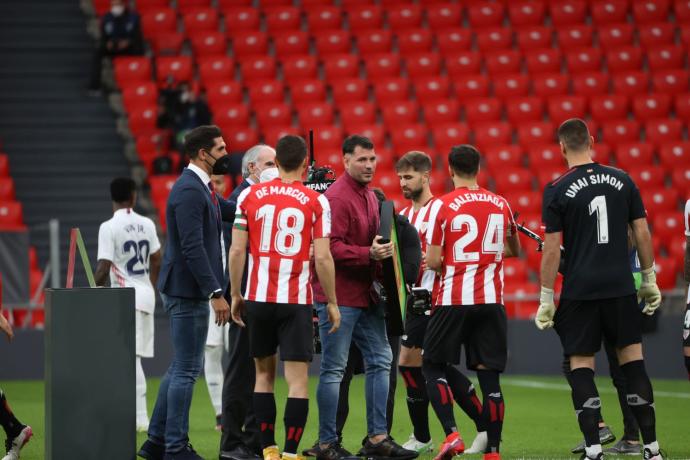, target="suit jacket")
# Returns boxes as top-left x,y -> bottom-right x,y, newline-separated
158,168 -> 235,300
226,178 -> 252,293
